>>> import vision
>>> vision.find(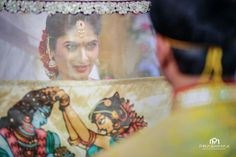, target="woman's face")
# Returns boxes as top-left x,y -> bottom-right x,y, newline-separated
54,21 -> 99,80
95,113 -> 114,135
